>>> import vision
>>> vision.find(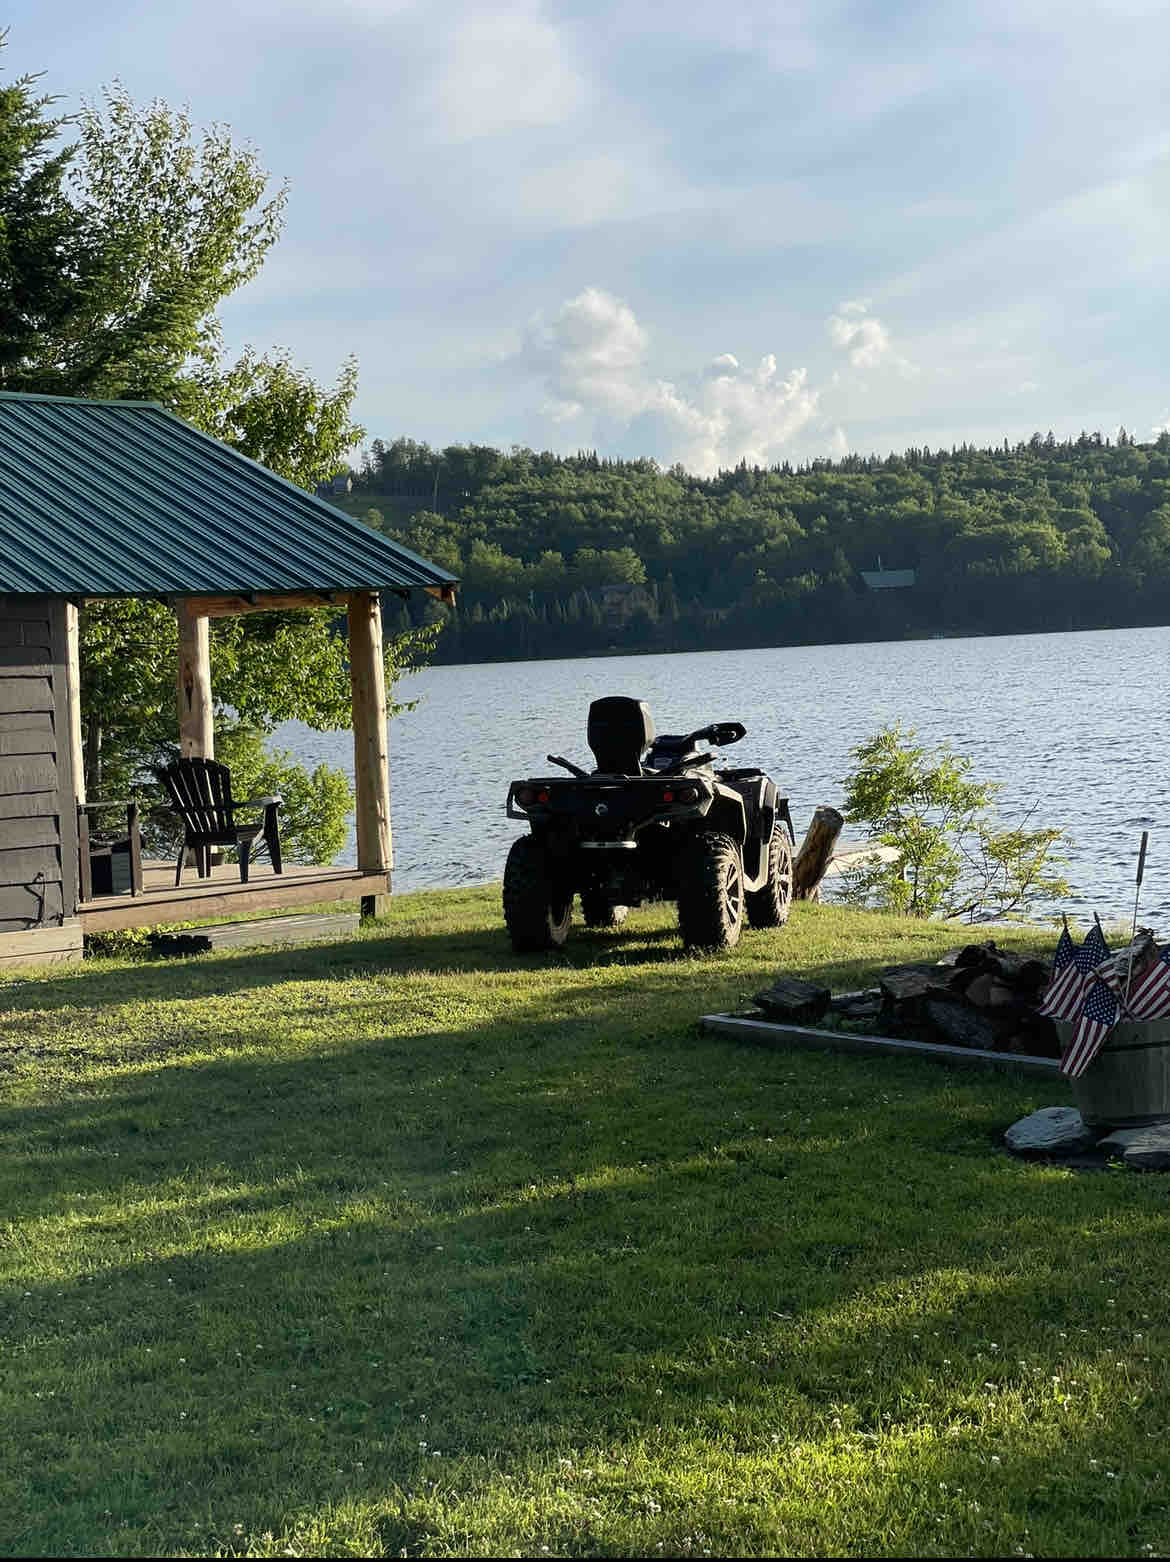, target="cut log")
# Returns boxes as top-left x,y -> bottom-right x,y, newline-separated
793,805 -> 844,900
753,977 -> 832,1024
924,999 -> 1003,1051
